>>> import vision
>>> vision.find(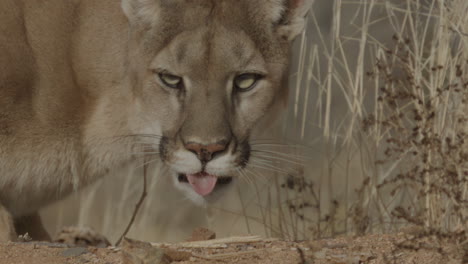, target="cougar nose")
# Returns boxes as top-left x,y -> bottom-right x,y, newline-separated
184,141 -> 228,163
